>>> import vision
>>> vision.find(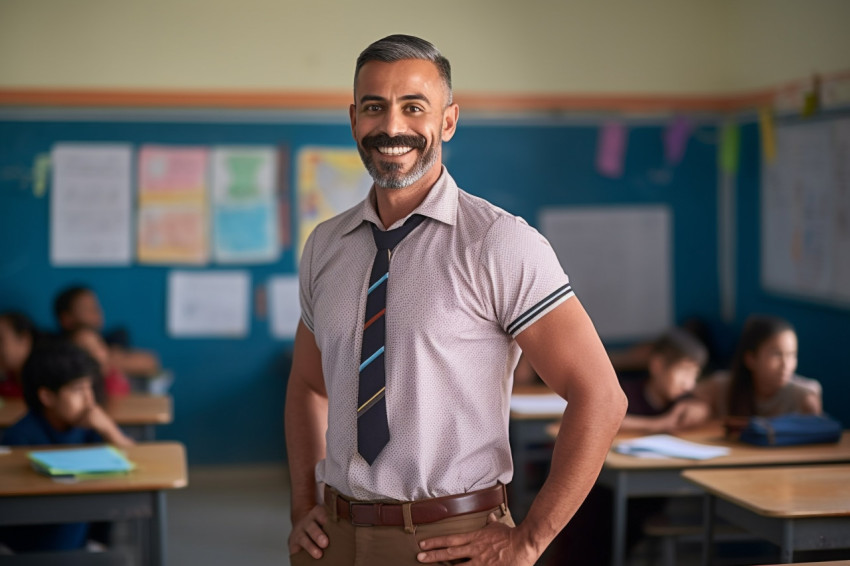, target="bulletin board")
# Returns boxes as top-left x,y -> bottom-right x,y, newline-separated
761,117 -> 850,308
